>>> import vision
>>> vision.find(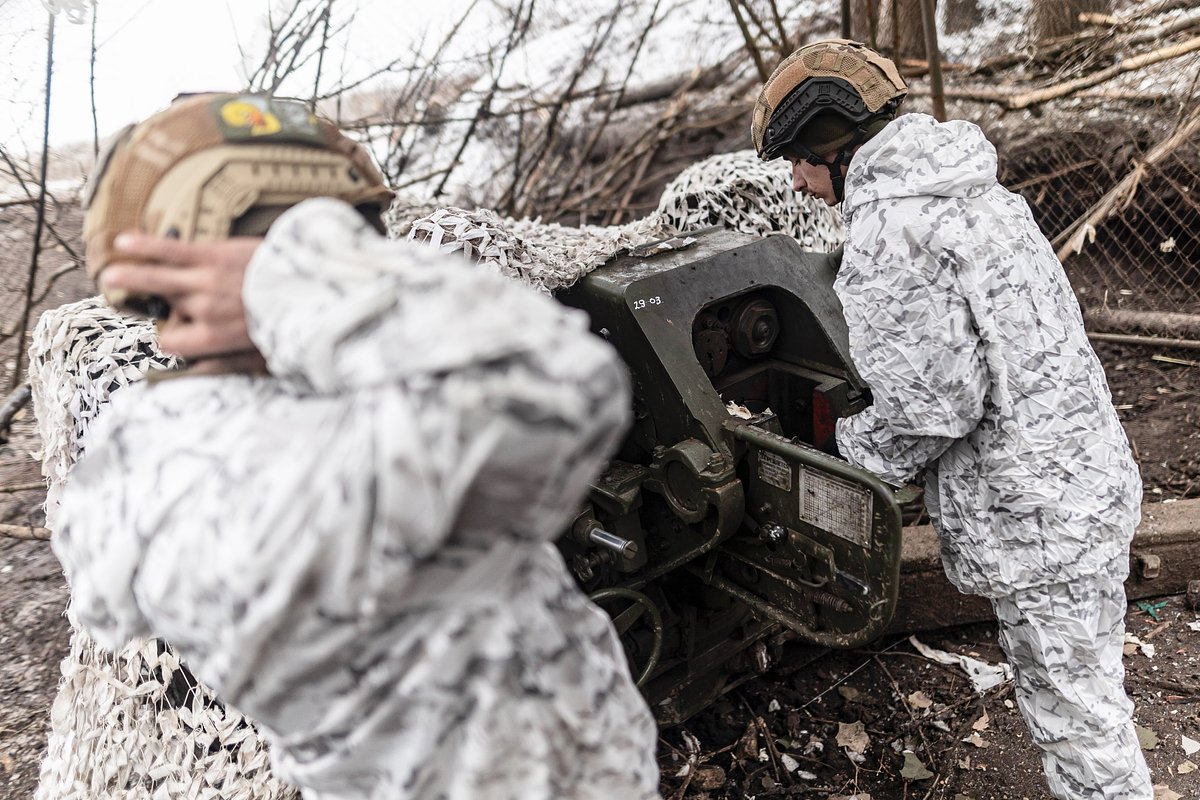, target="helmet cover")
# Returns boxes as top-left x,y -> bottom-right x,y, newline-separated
83,93 -> 394,312
751,39 -> 907,161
